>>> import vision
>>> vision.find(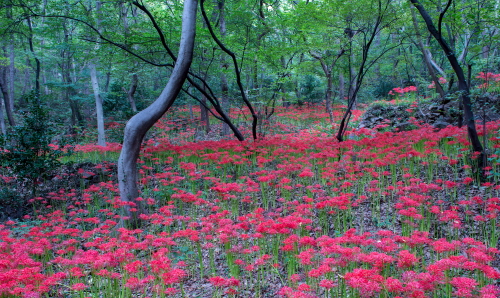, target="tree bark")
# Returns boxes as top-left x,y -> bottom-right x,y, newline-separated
89,62 -> 106,146
126,73 -> 138,113
62,21 -> 83,129
338,72 -> 345,102
348,56 -> 357,107
121,1 -> 138,113
337,0 -> 390,142
309,50 -> 343,123
63,63 -> 83,128
410,6 -> 445,98
325,75 -> 334,122
6,5 -> 15,114
200,0 -> 258,140
8,44 -> 15,114
410,0 -> 484,172
0,94 -> 5,135
21,60 -> 30,99
200,79 -> 210,133
62,60 -> 83,128
0,64 -> 15,126
218,0 -> 230,137
26,17 -> 41,97
118,0 -> 197,228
